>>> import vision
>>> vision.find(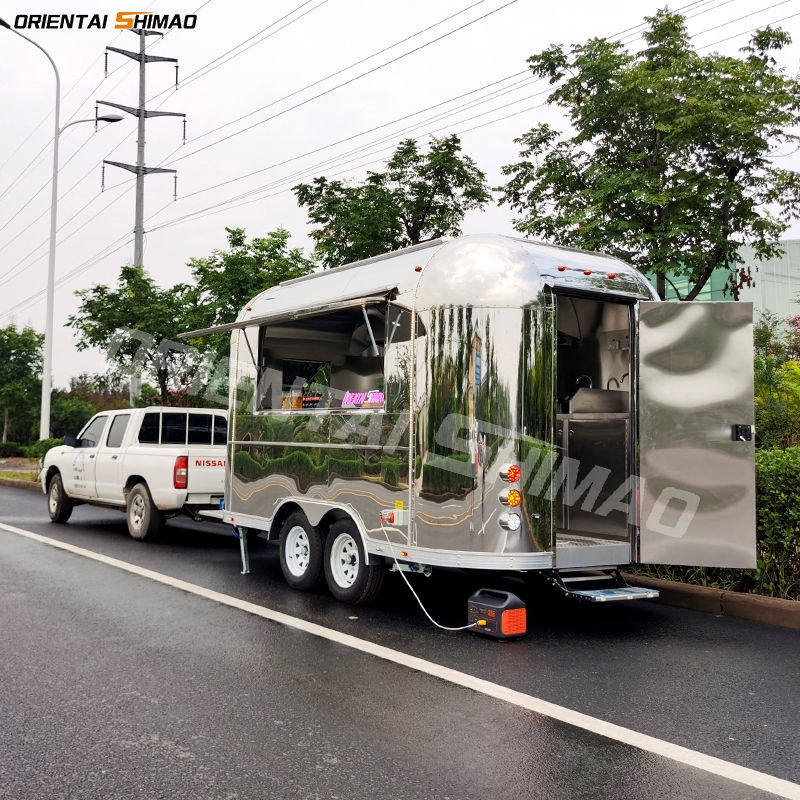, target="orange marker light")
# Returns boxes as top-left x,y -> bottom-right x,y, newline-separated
506,489 -> 522,507
584,269 -> 592,275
